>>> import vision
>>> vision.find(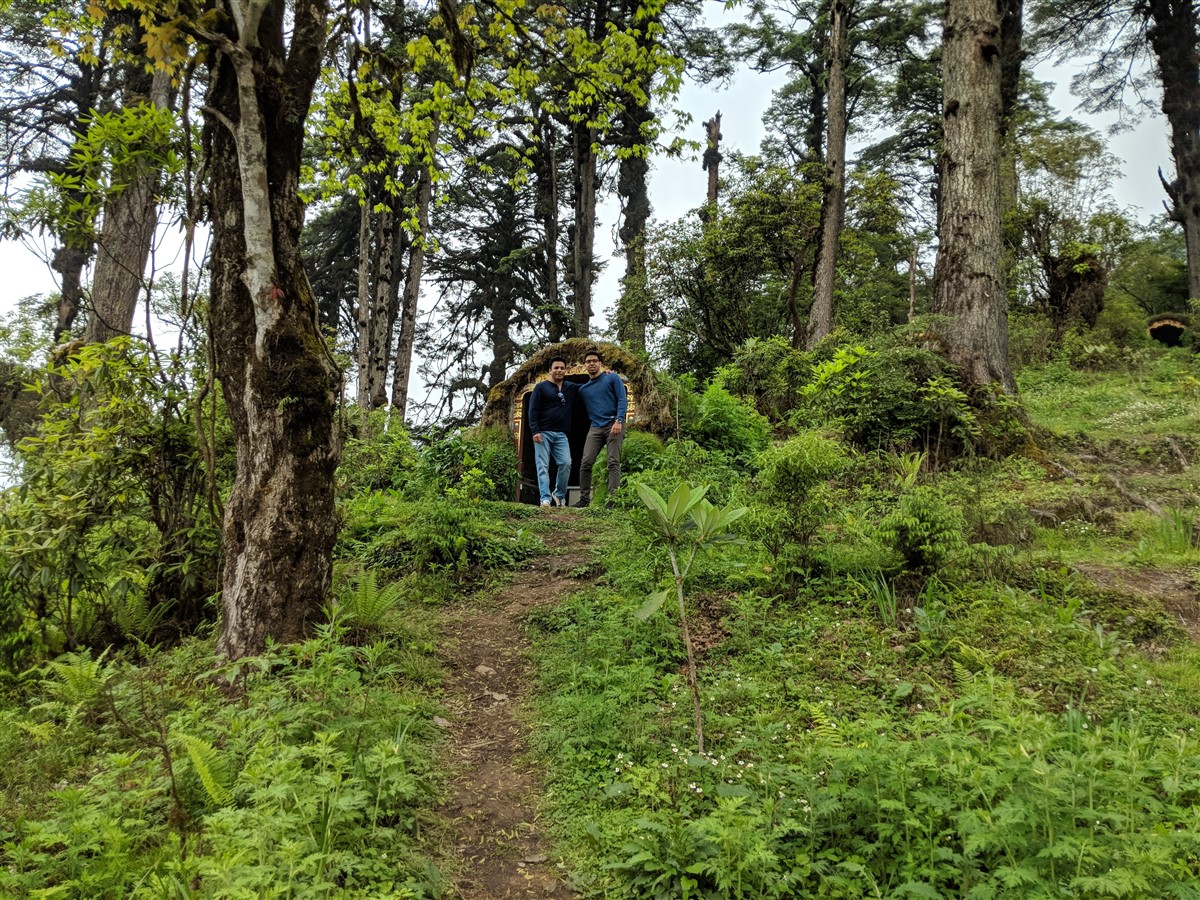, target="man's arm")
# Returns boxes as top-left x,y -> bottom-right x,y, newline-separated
528,384 -> 543,440
611,374 -> 628,433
